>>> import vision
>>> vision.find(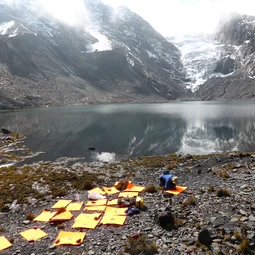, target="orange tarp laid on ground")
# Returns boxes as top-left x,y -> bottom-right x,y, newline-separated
165,186 -> 187,195
0,236 -> 12,251
103,186 -> 120,195
105,206 -> 127,216
54,231 -> 86,246
20,228 -> 47,242
50,210 -> 73,222
86,199 -> 107,207
100,215 -> 126,225
118,192 -> 138,198
84,205 -> 106,212
107,199 -> 118,206
88,187 -> 106,195
125,185 -> 145,192
66,202 -> 83,211
72,213 -> 101,229
33,210 -> 56,222
51,200 -> 72,209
